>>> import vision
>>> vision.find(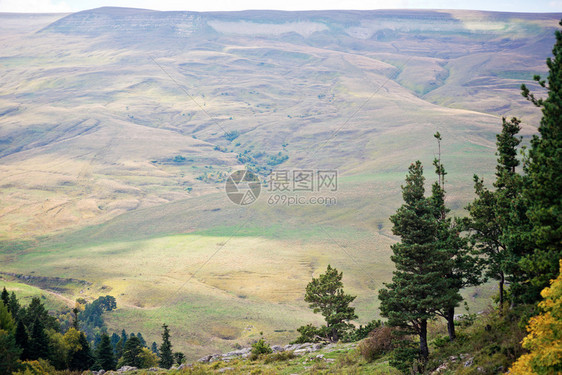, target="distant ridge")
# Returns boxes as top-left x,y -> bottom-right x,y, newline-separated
41,7 -> 562,38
